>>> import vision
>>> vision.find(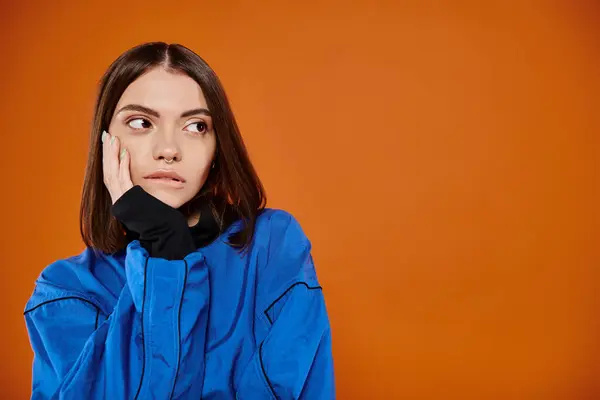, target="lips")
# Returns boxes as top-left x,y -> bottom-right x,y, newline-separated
143,170 -> 186,183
